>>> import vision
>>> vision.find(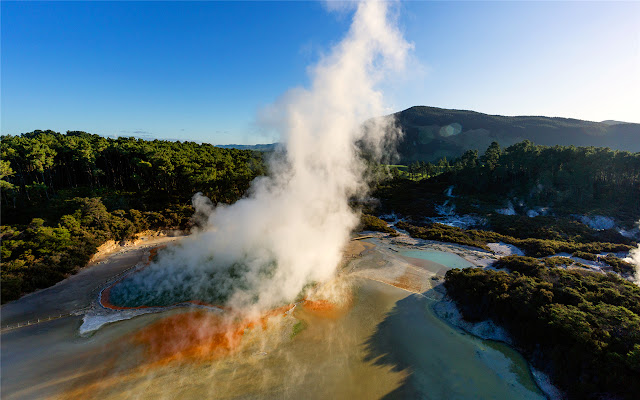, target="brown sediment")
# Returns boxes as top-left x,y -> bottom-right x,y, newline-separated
131,311 -> 245,366
132,304 -> 296,367
392,271 -> 425,293
342,239 -> 375,263
146,245 -> 164,264
127,302 -> 327,367
58,305 -> 297,399
87,231 -> 174,265
302,297 -> 352,319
